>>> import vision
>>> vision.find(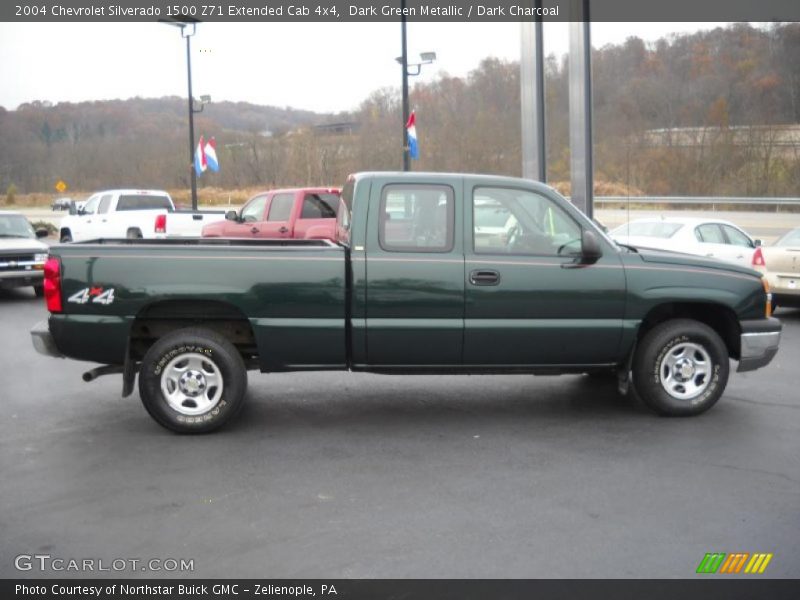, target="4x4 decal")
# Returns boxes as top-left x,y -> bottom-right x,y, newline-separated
67,287 -> 116,305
